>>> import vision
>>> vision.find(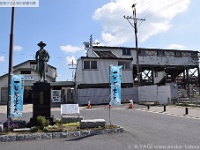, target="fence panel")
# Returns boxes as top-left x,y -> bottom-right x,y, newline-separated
158,86 -> 171,104
138,85 -> 157,102
74,87 -> 137,105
